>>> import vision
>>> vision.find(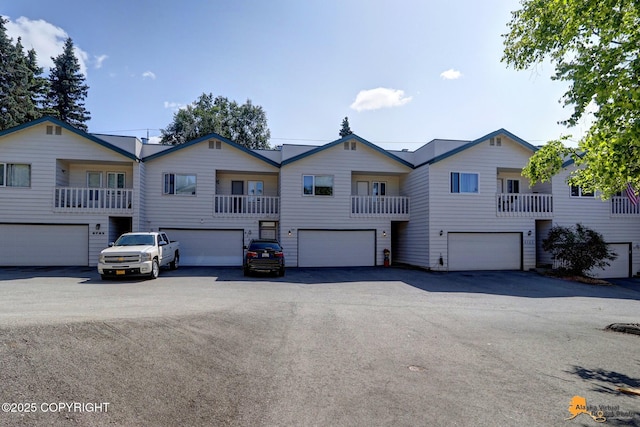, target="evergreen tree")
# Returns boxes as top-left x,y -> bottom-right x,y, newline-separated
13,38 -> 41,122
339,116 -> 353,137
47,38 -> 90,131
25,47 -> 49,120
0,18 -> 31,130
